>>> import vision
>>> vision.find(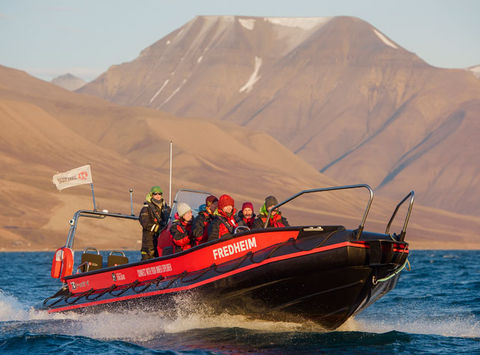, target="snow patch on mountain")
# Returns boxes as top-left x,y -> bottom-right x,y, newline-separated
149,80 -> 169,104
265,17 -> 330,30
373,29 -> 398,49
239,18 -> 255,30
240,57 -> 262,93
176,28 -> 185,39
468,65 -> 480,78
202,15 -> 235,24
161,79 -> 187,106
178,16 -> 233,60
